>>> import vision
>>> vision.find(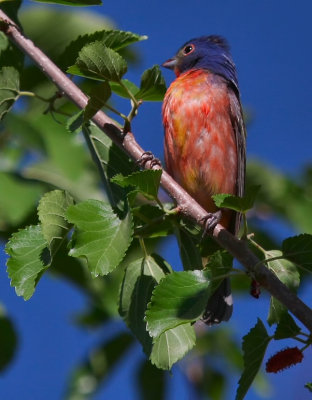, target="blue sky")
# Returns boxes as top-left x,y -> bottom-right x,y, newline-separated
1,0 -> 312,399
